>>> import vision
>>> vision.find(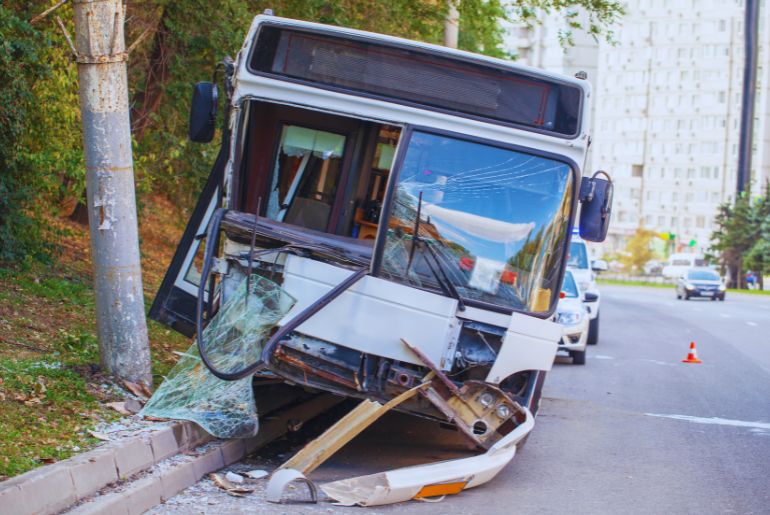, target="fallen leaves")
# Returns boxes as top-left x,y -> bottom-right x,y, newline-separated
87,430 -> 111,441
122,380 -> 152,400
105,397 -> 144,416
